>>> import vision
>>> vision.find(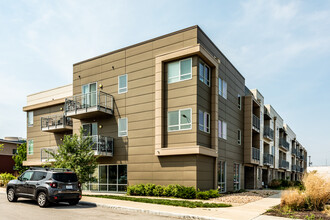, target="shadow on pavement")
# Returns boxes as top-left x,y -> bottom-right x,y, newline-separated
16,198 -> 96,209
